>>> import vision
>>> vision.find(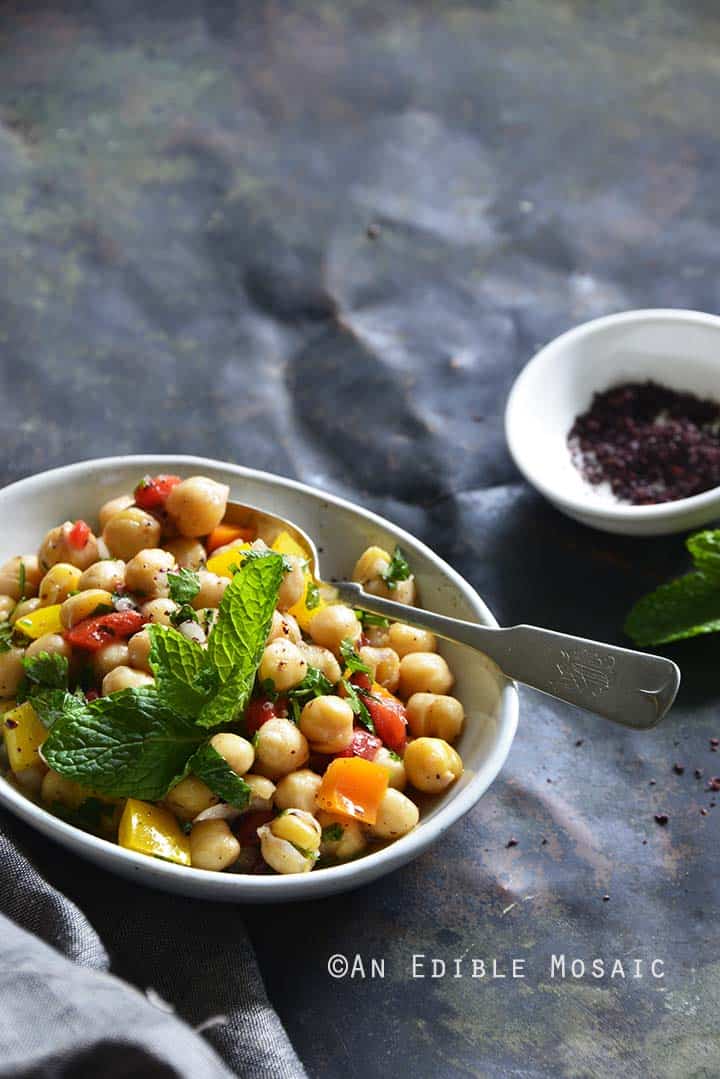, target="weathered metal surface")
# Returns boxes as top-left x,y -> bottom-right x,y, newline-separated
1,2 -> 719,1075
